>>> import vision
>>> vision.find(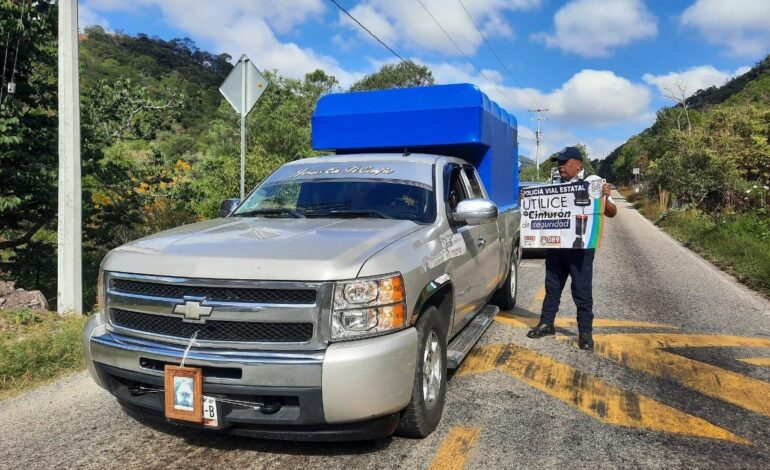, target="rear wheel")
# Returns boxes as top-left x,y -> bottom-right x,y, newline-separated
493,246 -> 519,310
396,306 -> 447,438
